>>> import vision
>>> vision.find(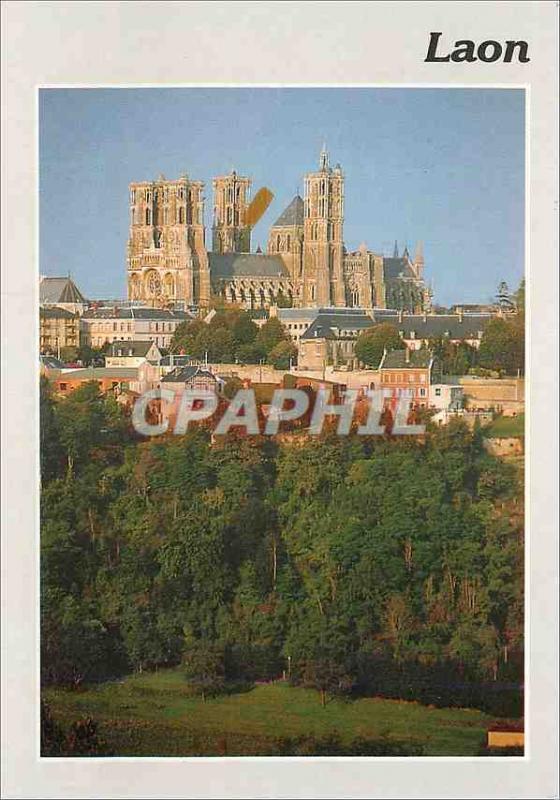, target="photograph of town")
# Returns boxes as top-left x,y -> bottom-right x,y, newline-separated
39,87 -> 525,757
